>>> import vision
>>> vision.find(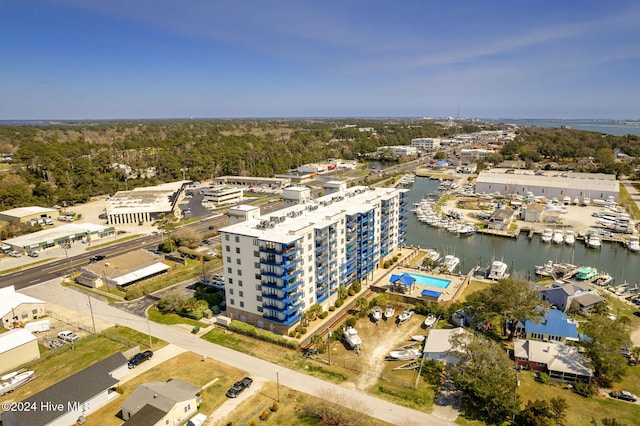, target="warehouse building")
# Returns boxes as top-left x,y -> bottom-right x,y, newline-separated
202,185 -> 243,205
0,328 -> 40,374
0,206 -> 58,224
411,138 -> 441,151
106,181 -> 187,225
475,170 -> 619,203
0,285 -> 46,329
211,176 -> 291,189
219,185 -> 408,335
2,223 -> 115,254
